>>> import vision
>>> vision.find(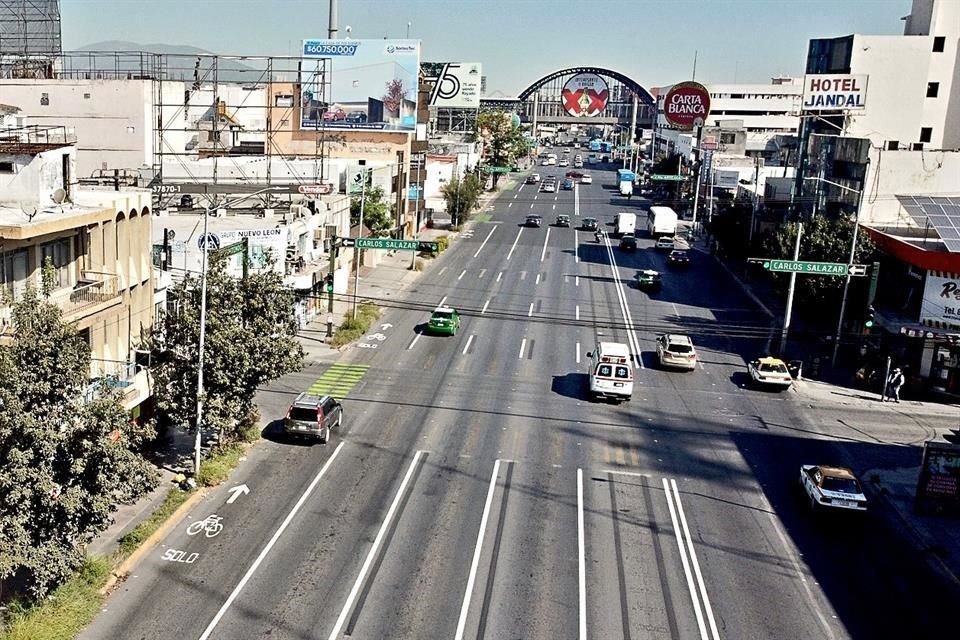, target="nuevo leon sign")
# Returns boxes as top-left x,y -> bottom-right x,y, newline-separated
663,81 -> 711,130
